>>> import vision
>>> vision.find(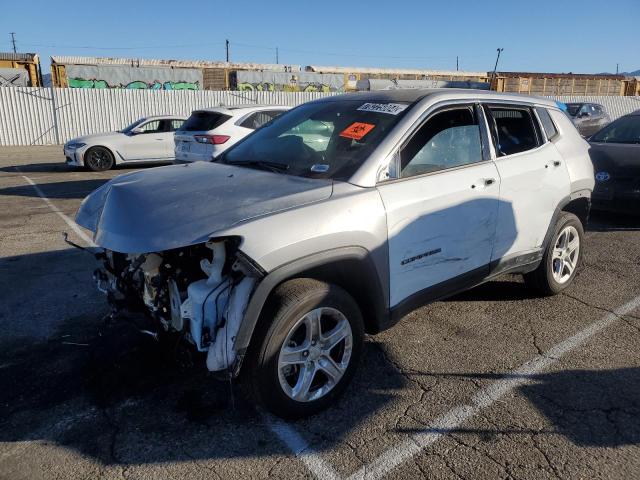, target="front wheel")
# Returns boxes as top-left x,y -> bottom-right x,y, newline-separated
247,279 -> 364,419
524,212 -> 584,295
84,146 -> 114,172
